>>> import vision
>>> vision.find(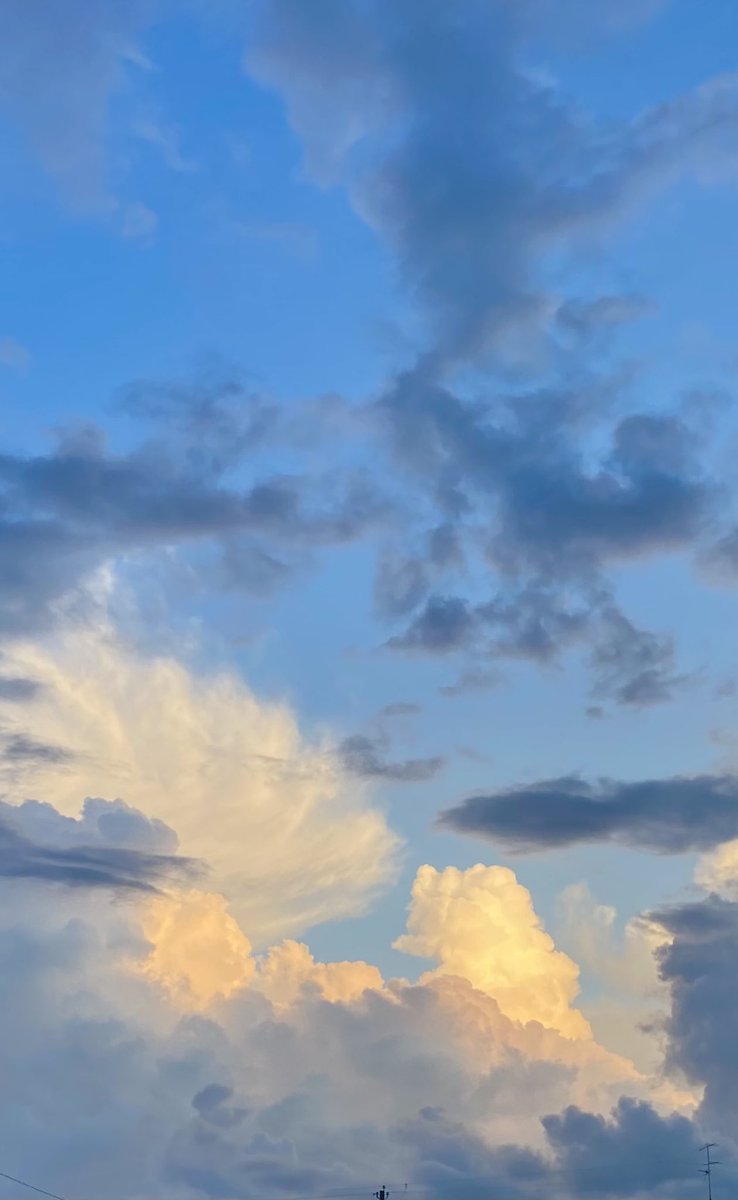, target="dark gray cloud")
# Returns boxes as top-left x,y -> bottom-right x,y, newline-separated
543,1098 -> 702,1197
0,404 -> 389,633
339,733 -> 443,783
650,894 -> 738,1133
0,797 -> 200,893
378,701 -> 422,718
383,371 -> 712,582
251,1 -> 738,365
388,595 -> 477,655
555,294 -> 654,342
439,773 -> 738,854
0,676 -> 42,702
379,370 -> 709,701
389,584 -> 591,665
590,607 -> 687,708
2,733 -> 71,764
117,371 -> 281,477
439,668 -> 502,698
